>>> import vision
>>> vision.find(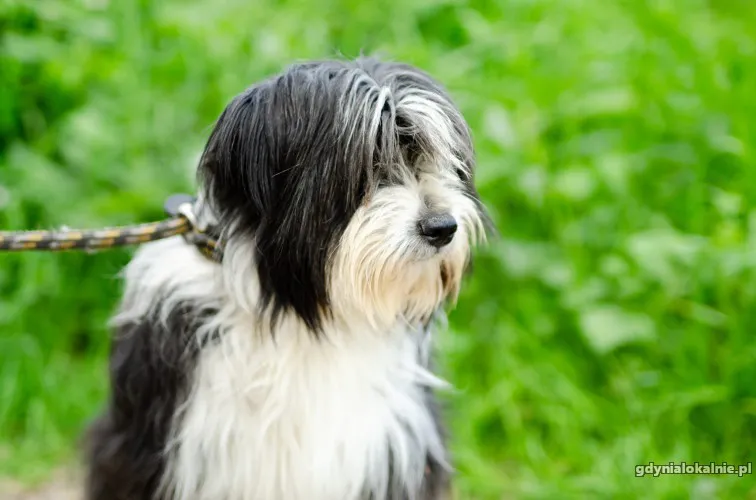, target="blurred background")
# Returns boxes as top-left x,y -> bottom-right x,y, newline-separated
1,0 -> 756,498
